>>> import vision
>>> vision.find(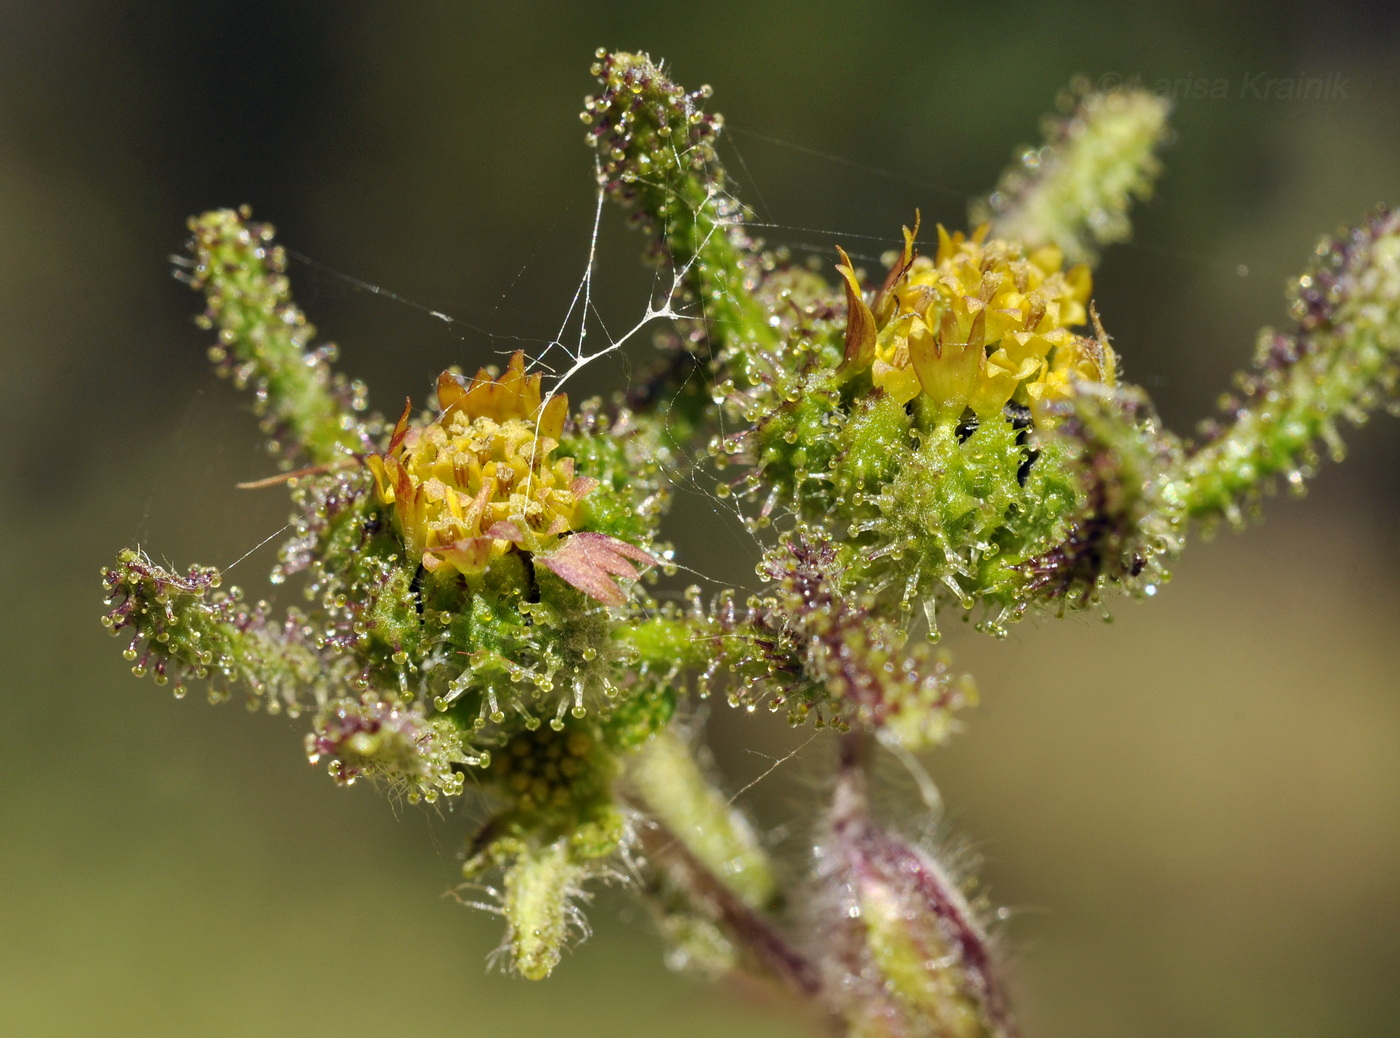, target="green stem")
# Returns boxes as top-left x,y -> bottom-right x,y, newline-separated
632,811 -> 821,1000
